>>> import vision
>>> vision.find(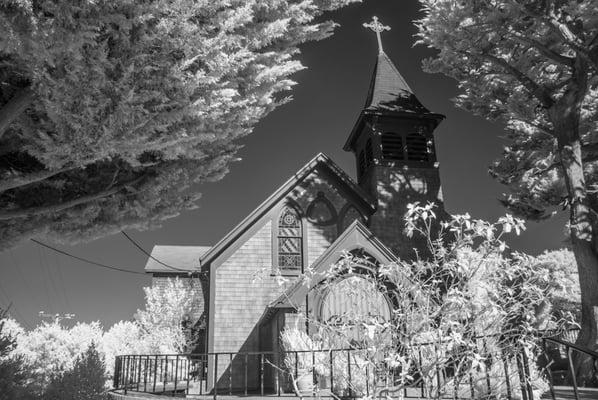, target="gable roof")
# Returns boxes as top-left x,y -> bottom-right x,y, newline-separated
144,245 -> 211,273
269,220 -> 397,309
199,153 -> 376,268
